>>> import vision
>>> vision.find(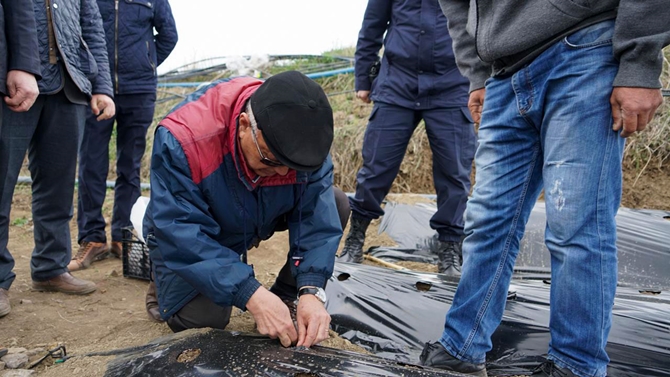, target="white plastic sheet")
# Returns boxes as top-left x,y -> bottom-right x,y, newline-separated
130,196 -> 150,243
